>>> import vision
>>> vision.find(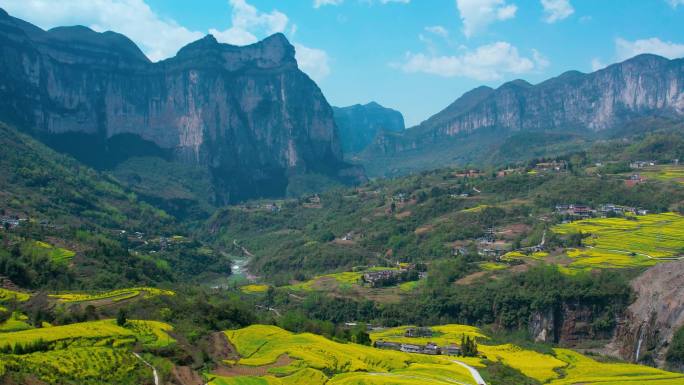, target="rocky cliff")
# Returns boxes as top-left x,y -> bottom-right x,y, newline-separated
367,54 -> 684,173
0,8 -> 364,204
609,260 -> 684,368
333,102 -> 404,154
